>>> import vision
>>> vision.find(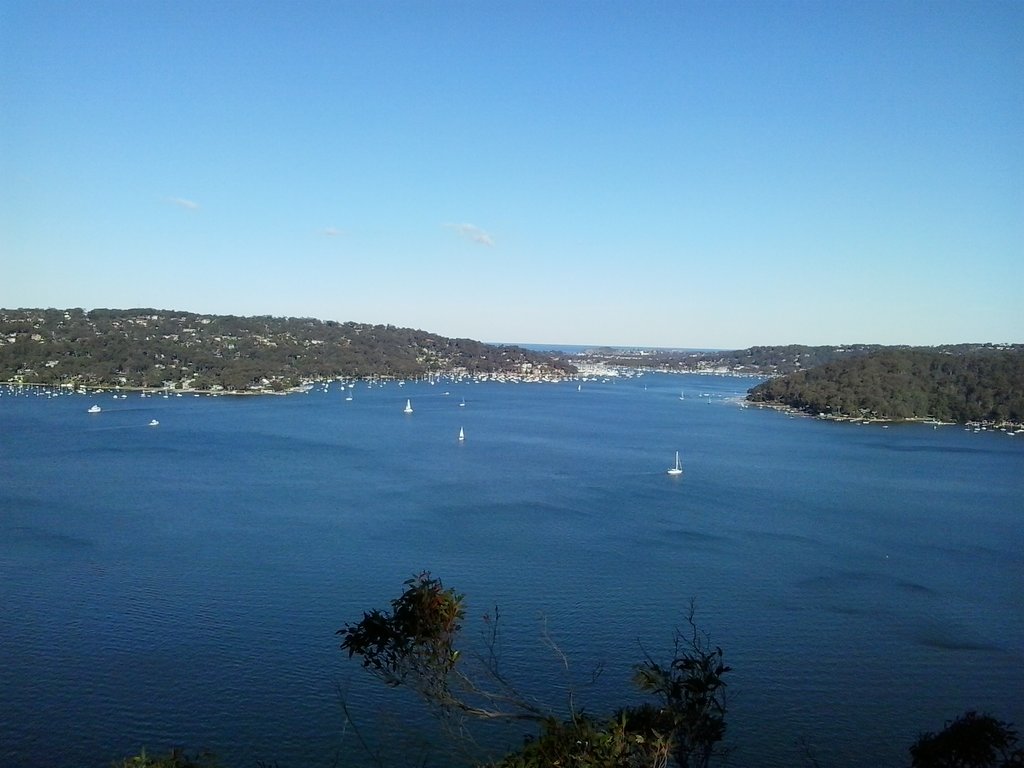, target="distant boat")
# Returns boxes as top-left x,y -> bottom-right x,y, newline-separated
403,399 -> 413,414
148,419 -> 159,427
459,397 -> 466,407
667,451 -> 683,476
680,391 -> 685,400
87,404 -> 102,413
458,427 -> 465,442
